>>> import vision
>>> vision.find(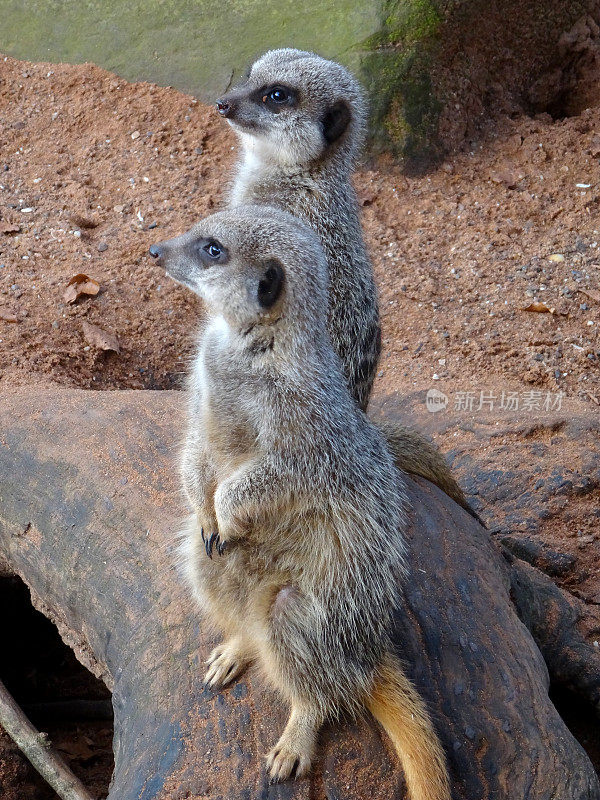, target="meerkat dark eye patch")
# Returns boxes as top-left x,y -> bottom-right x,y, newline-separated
250,84 -> 297,113
321,100 -> 351,145
257,259 -> 285,308
193,238 -> 229,266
